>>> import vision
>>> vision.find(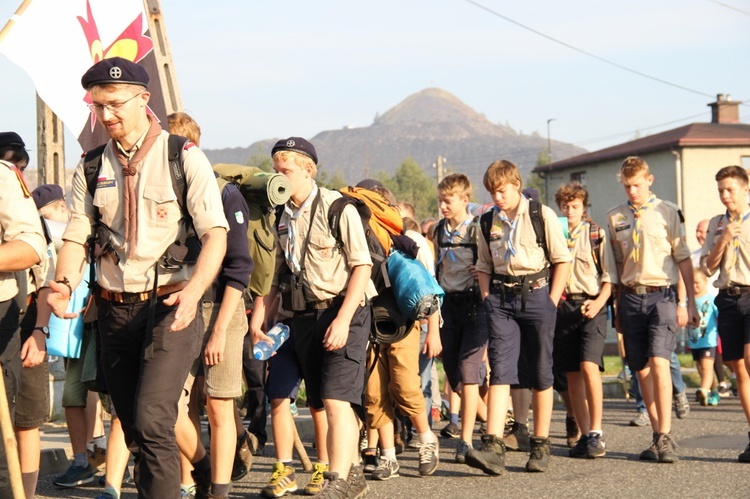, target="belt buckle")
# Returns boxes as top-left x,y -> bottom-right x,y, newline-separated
728,287 -> 741,297
633,286 -> 647,295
